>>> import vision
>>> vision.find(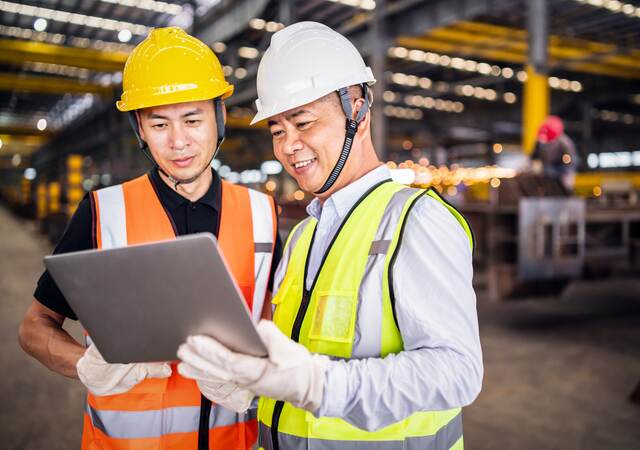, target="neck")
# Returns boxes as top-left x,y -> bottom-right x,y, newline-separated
159,168 -> 213,202
316,148 -> 382,204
